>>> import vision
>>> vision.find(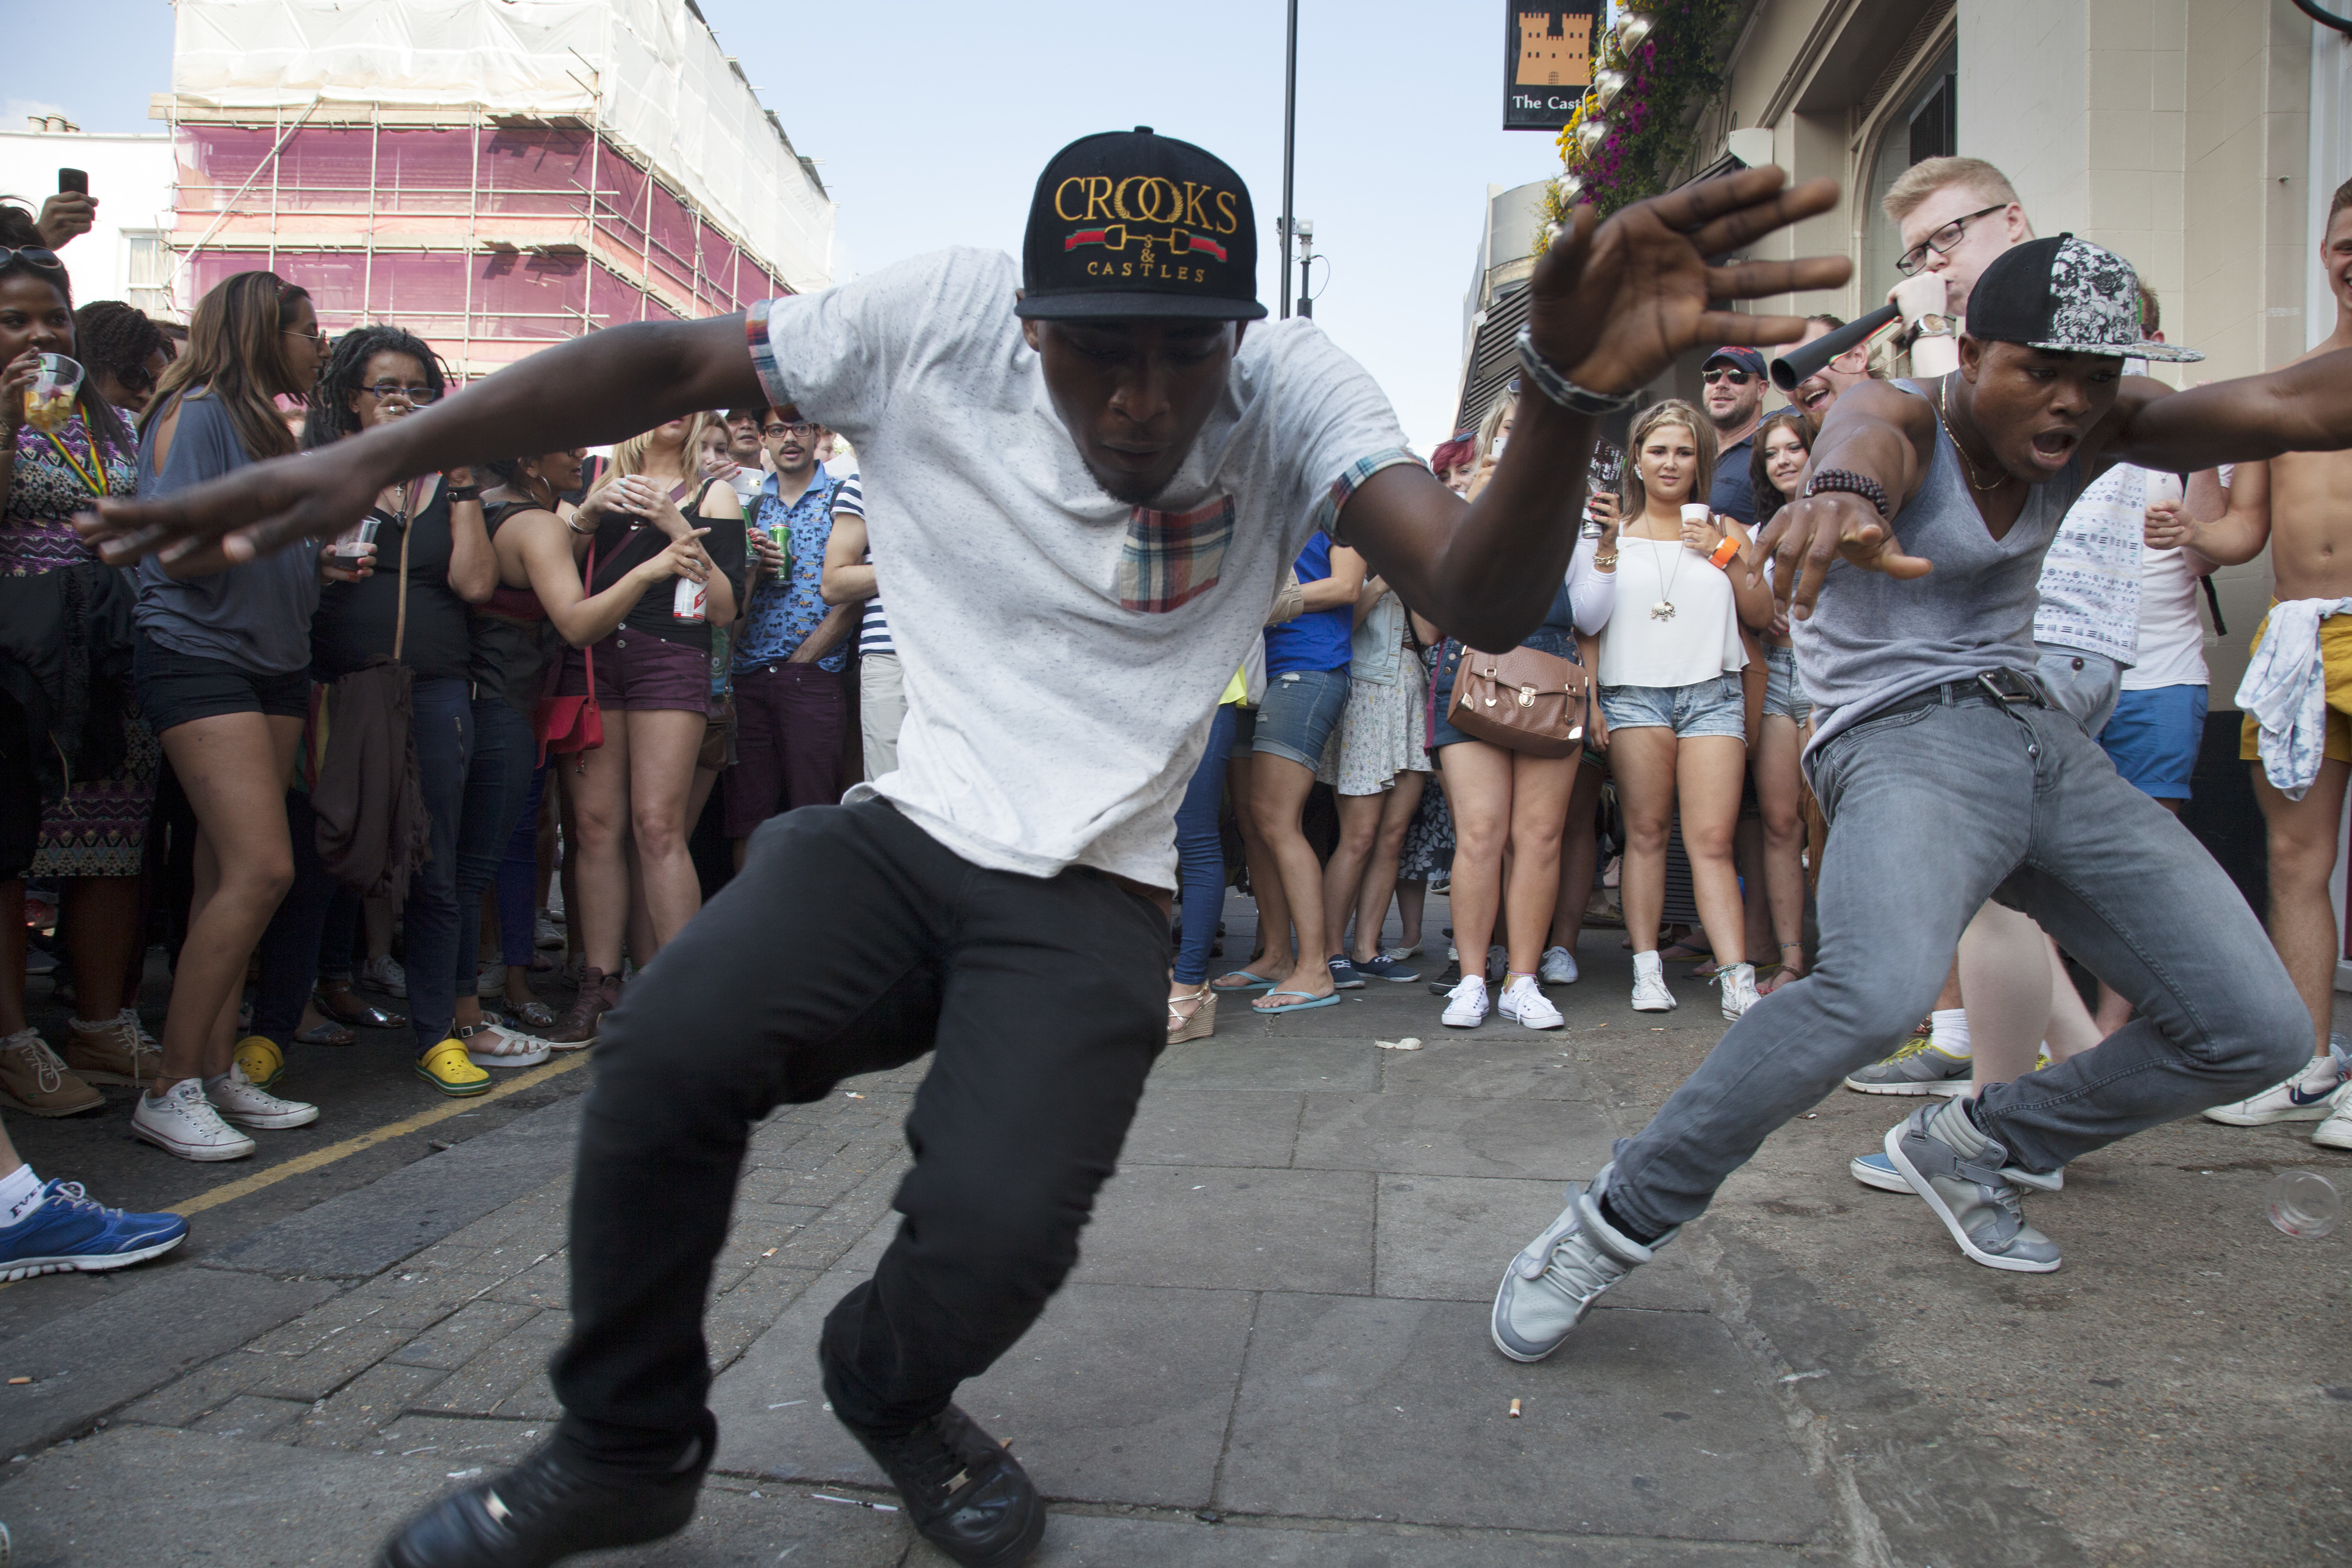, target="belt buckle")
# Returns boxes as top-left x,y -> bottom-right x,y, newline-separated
1976,670 -> 2039,705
